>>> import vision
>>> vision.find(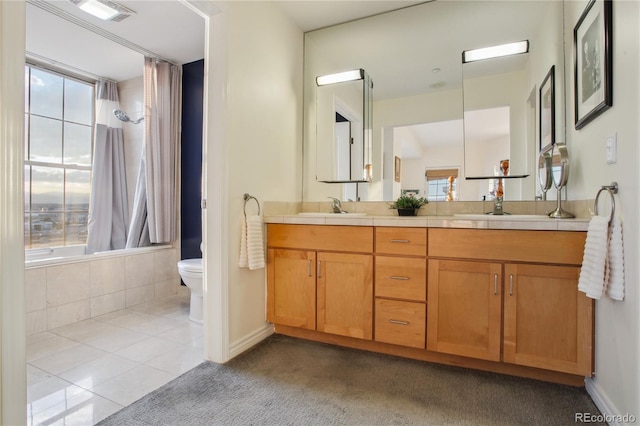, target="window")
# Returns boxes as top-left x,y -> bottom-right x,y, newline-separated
425,168 -> 458,202
24,65 -> 94,248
